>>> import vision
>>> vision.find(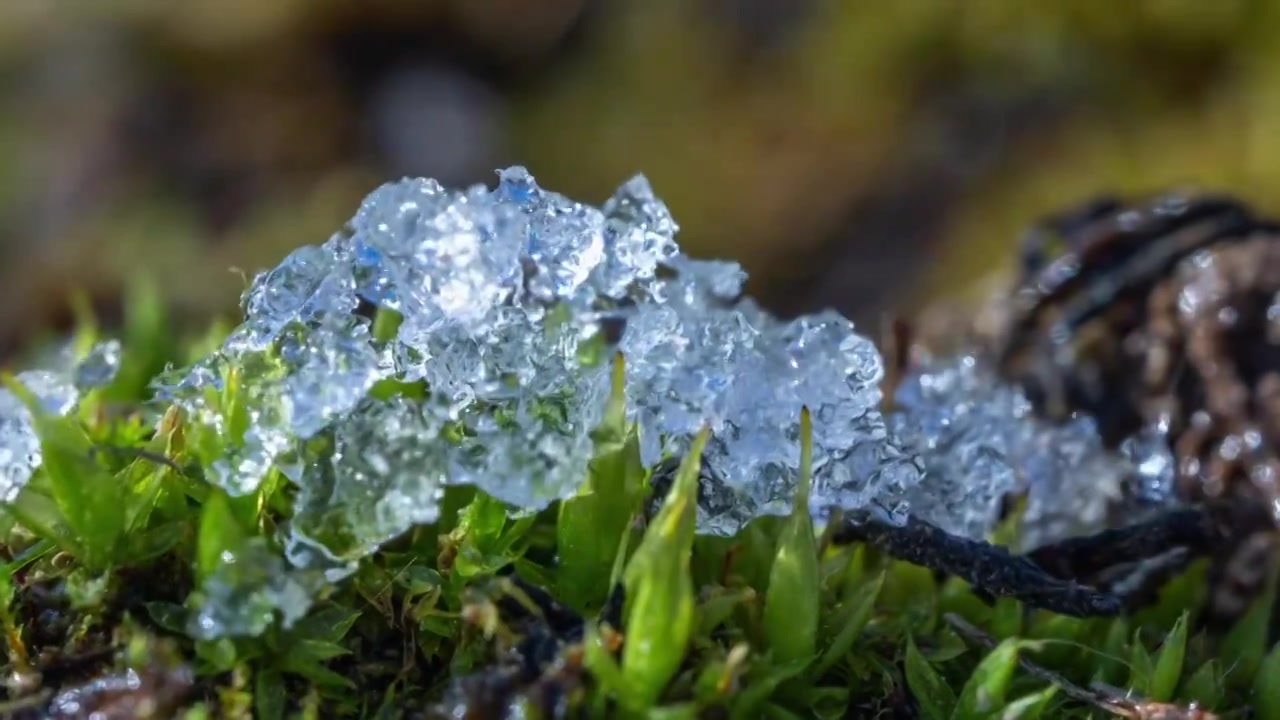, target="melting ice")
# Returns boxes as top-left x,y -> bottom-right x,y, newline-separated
148,166 -> 929,573
0,340 -> 121,504
149,166 -> 1178,567
889,352 -> 1180,550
